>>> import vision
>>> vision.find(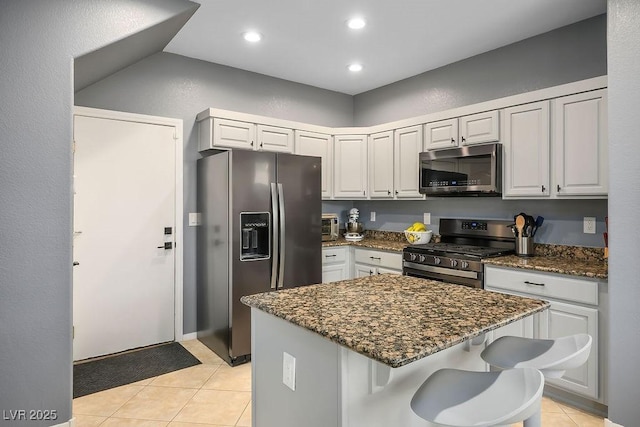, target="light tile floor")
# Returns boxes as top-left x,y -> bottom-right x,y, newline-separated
73,339 -> 605,427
